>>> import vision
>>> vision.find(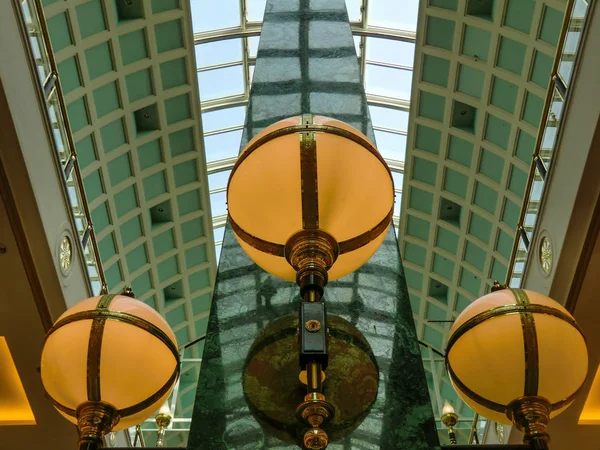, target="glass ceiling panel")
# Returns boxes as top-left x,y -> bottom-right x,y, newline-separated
369,105 -> 409,131
367,0 -> 419,31
209,191 -> 227,216
191,0 -> 241,32
197,65 -> 245,101
213,225 -> 225,244
345,0 -> 363,22
195,39 -> 243,67
204,129 -> 244,162
247,0 -> 267,22
208,170 -> 232,192
366,37 -> 415,67
374,129 -> 407,161
365,64 -> 412,99
201,106 -> 246,133
248,36 -> 260,57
